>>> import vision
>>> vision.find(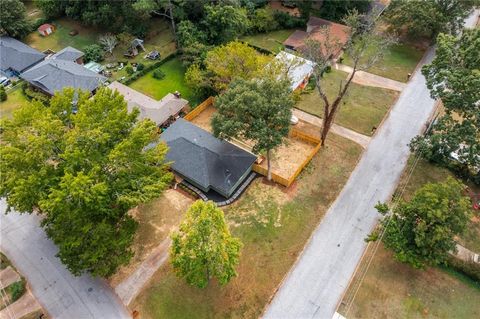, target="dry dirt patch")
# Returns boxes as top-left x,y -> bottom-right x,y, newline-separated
109,189 -> 194,287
